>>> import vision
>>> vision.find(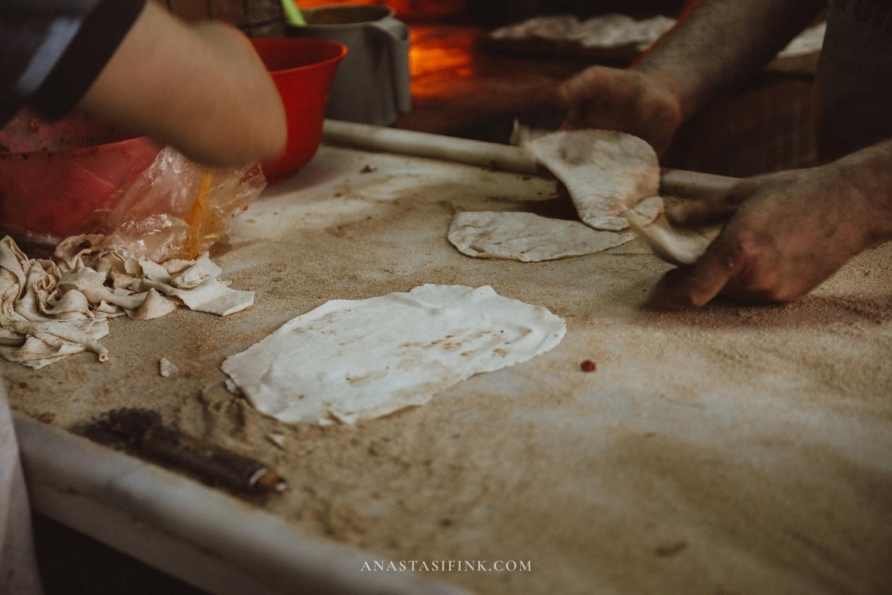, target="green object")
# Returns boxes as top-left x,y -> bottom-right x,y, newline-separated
281,0 -> 306,26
